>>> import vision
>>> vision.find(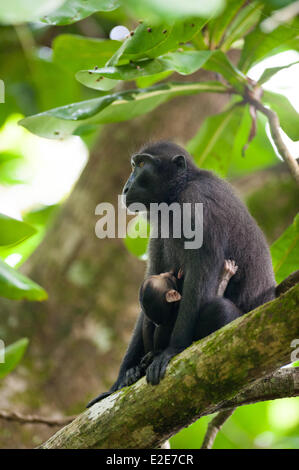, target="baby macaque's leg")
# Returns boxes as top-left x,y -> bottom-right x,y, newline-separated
217,259 -> 238,297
